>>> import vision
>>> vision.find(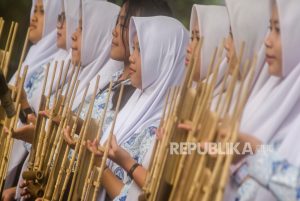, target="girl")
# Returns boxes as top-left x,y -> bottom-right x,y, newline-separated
87,16 -> 188,201
232,0 -> 300,200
